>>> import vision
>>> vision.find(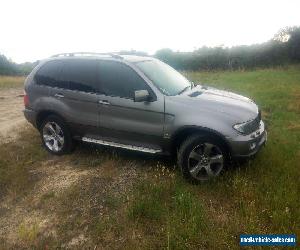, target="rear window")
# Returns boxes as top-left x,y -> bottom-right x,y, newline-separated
35,61 -> 64,88
35,59 -> 99,93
